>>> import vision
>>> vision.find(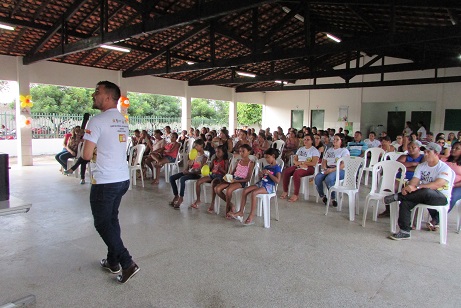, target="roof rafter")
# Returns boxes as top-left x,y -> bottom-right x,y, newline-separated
23,0 -> 282,65
125,25 -> 461,77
